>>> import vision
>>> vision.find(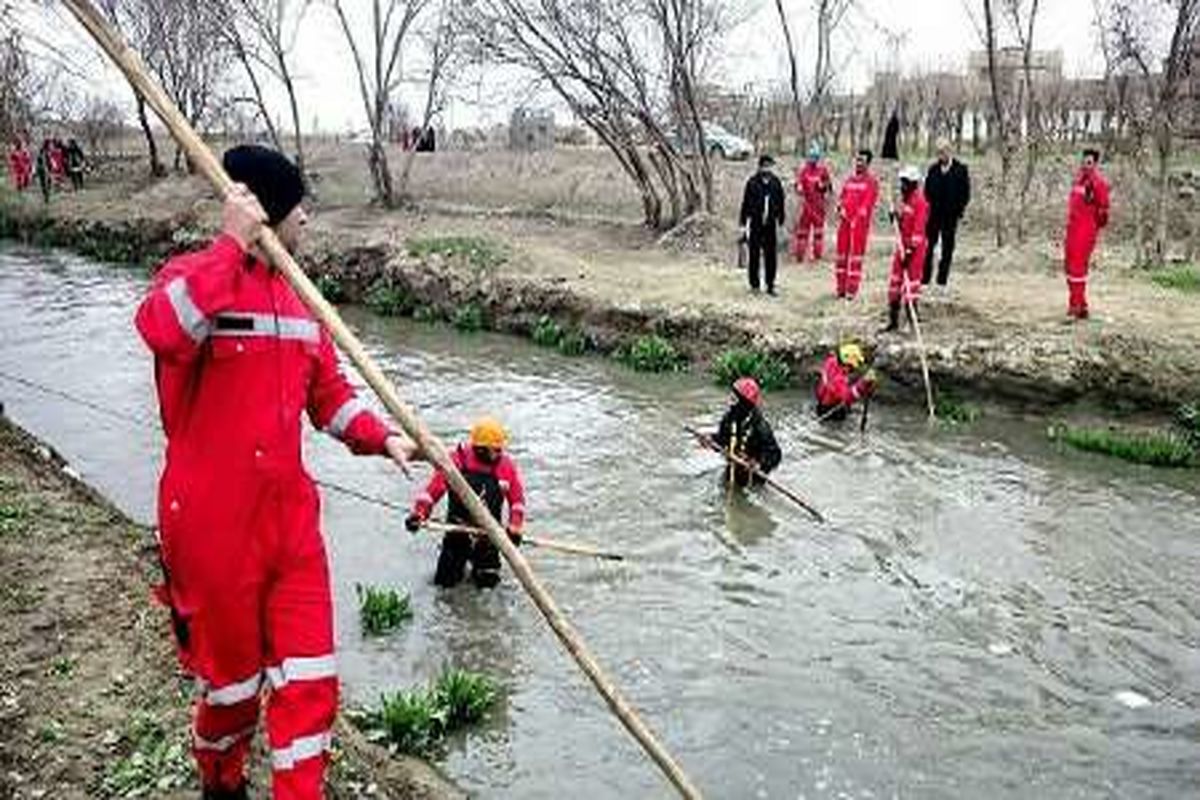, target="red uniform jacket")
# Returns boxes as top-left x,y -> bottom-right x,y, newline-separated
896,190 -> 930,265
136,235 -> 391,490
1065,168 -> 1110,247
839,171 -> 879,226
815,354 -> 872,409
413,443 -> 526,531
795,162 -> 831,212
